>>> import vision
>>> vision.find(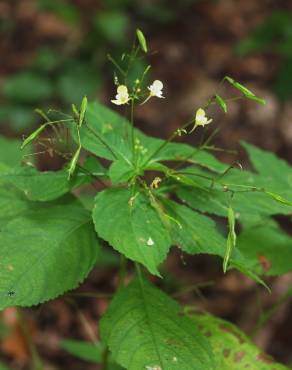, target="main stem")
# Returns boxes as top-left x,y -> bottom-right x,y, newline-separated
130,98 -> 136,166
